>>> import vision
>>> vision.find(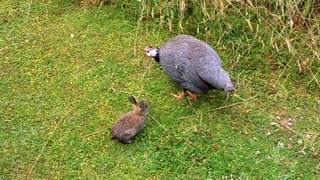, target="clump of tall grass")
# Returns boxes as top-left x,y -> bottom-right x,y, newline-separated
134,0 -> 319,32
129,0 -> 319,89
